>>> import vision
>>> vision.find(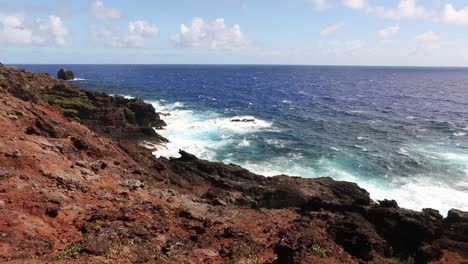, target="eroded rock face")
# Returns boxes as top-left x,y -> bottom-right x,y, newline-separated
57,68 -> 75,80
